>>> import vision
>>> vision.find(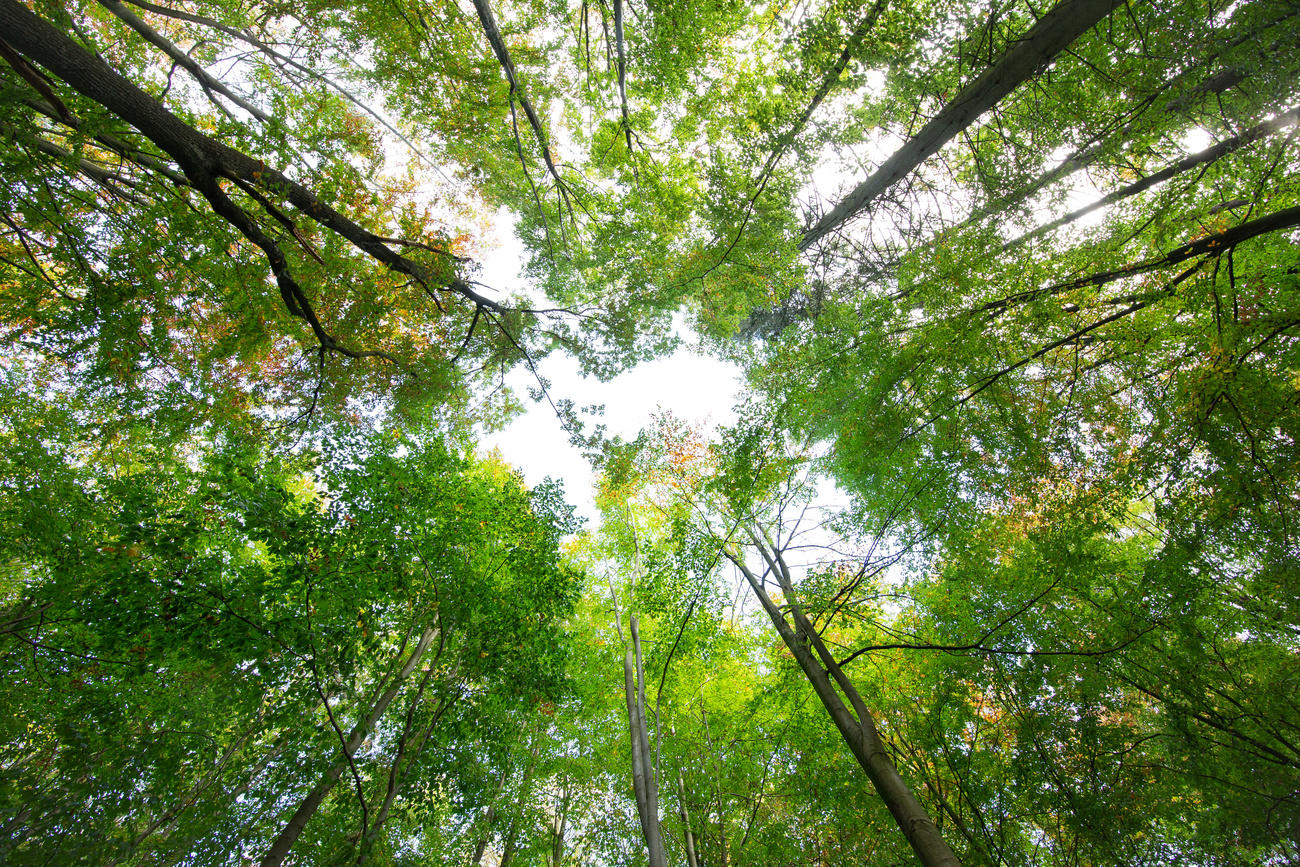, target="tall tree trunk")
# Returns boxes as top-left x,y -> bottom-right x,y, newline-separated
1006,105 -> 1300,248
469,804 -> 497,865
549,786 -> 571,866
497,747 -> 539,867
623,616 -> 667,867
631,617 -> 665,867
800,0 -> 1122,249
730,538 -> 960,867
470,760 -> 510,865
358,675 -> 455,863
679,771 -> 701,867
947,4 -> 1300,244
613,0 -> 633,153
471,0 -> 570,212
259,627 -> 439,867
